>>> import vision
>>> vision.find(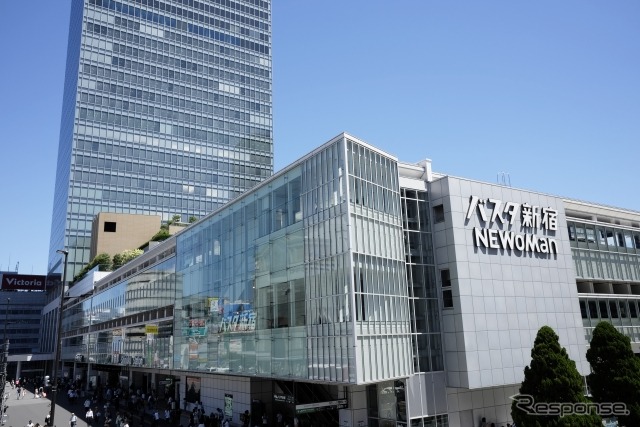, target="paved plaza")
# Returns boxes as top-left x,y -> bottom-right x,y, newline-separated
2,387 -> 72,427
1,386 -> 220,427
